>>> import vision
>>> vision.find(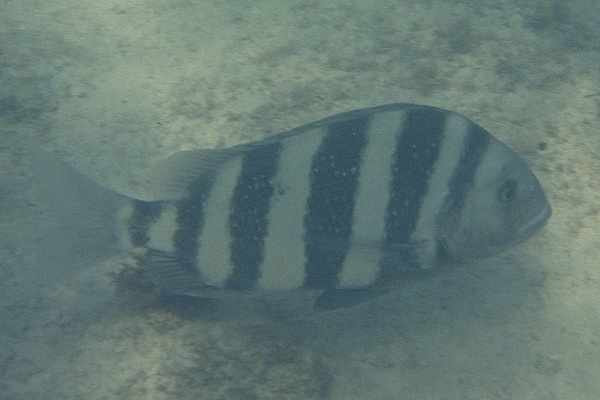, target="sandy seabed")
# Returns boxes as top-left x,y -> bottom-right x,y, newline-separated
1,0 -> 599,399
